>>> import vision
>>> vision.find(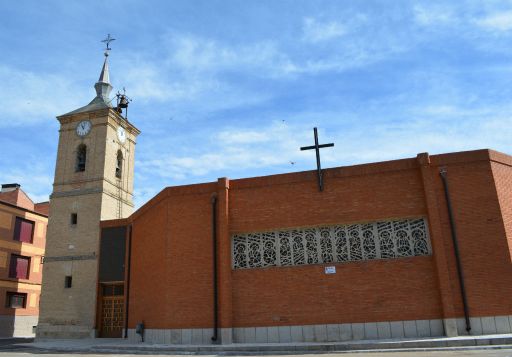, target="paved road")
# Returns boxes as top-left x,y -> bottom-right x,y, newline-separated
0,348 -> 511,356
0,339 -> 32,348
